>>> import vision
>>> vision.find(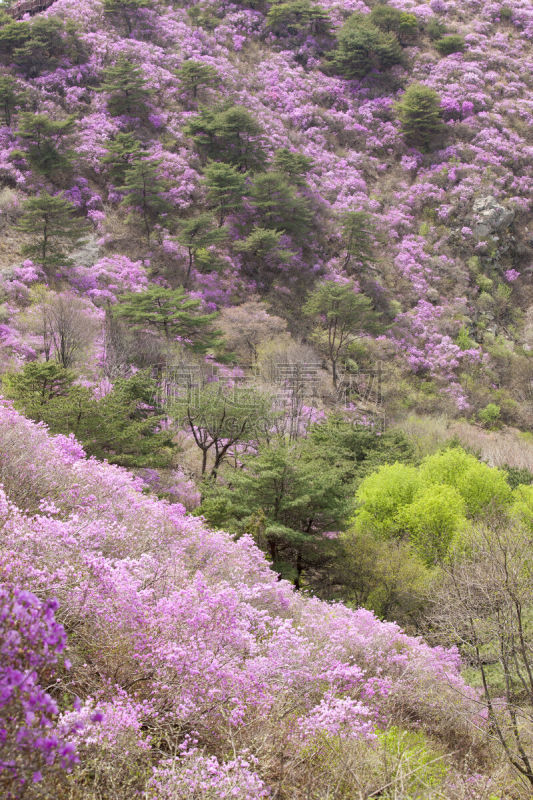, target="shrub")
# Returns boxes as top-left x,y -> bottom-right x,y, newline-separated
395,84 -> 444,149
395,484 -> 466,564
354,462 -> 422,537
369,5 -> 418,44
327,13 -> 403,79
478,402 -> 501,429
435,34 -> 465,55
426,16 -> 447,40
